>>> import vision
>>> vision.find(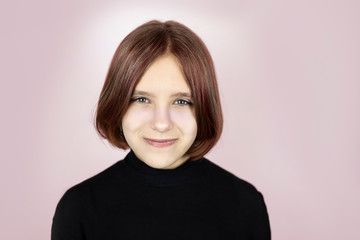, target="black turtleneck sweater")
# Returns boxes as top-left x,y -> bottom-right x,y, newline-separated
51,151 -> 271,240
